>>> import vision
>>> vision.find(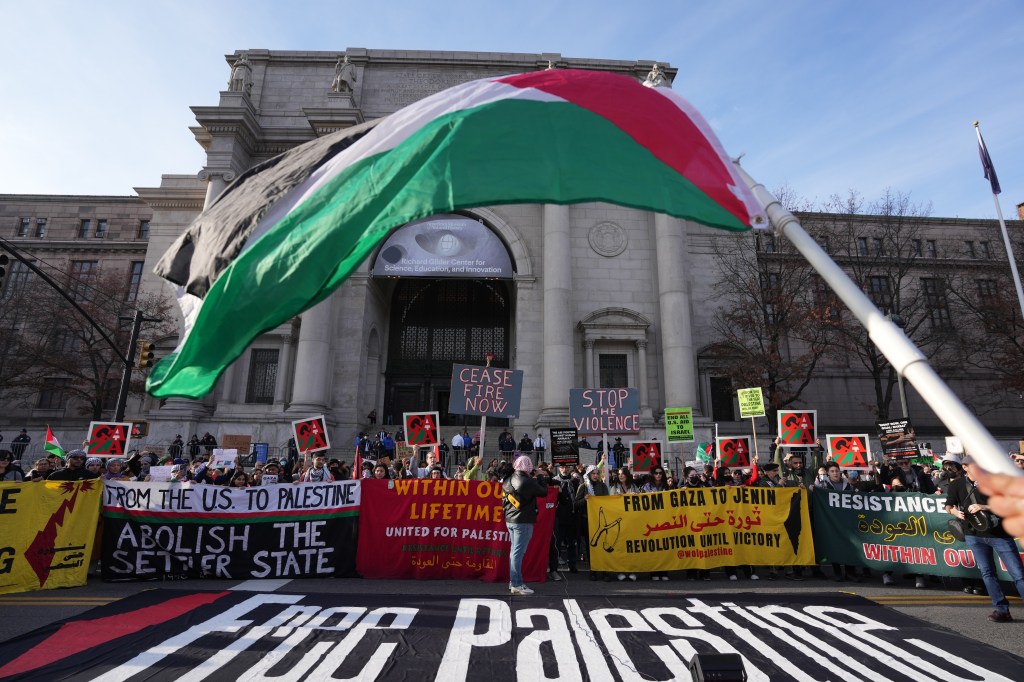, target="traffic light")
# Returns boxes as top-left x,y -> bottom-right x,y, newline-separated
137,340 -> 155,369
